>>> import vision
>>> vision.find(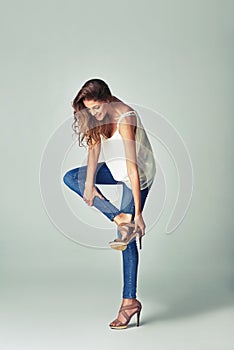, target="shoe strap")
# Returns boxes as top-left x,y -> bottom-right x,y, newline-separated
118,223 -> 135,240
113,306 -> 139,326
110,318 -> 126,327
119,309 -> 130,322
110,301 -> 141,327
120,301 -> 141,313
